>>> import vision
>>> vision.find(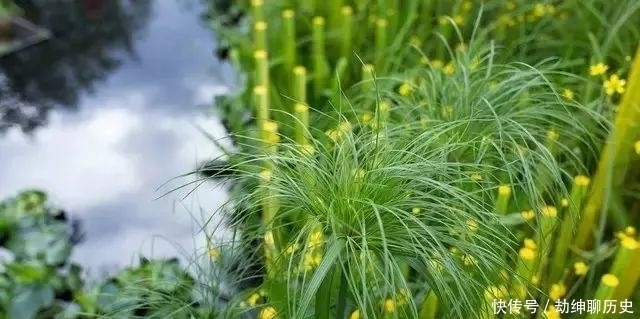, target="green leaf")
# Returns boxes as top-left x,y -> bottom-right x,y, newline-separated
8,284 -> 54,319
